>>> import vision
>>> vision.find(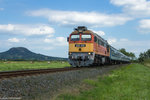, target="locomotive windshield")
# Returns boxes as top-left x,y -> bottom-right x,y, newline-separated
71,35 -> 80,41
81,34 -> 91,41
